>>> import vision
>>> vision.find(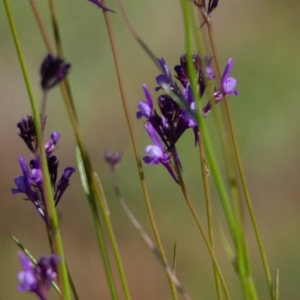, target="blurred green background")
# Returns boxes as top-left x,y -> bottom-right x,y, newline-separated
1,0 -> 300,299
